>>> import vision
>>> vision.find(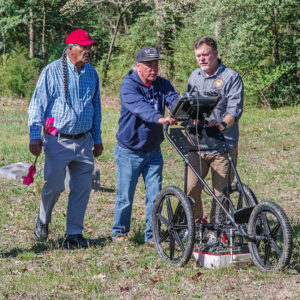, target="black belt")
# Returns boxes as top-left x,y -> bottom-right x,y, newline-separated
47,131 -> 89,139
